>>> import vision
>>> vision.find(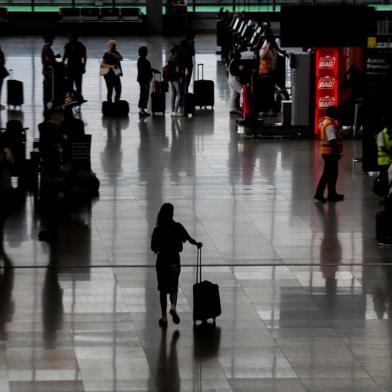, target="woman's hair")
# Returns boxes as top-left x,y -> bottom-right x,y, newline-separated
156,203 -> 174,227
326,106 -> 339,120
170,45 -> 180,55
107,40 -> 117,51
